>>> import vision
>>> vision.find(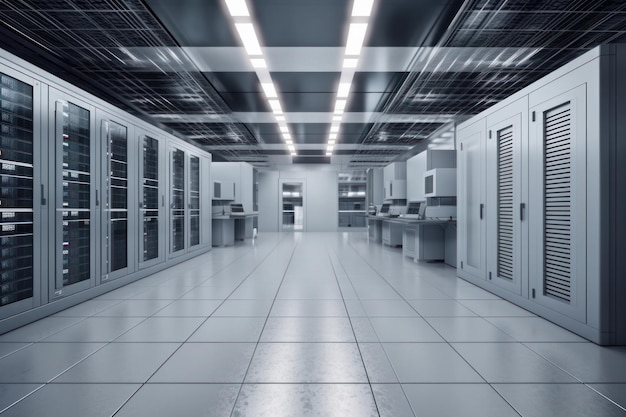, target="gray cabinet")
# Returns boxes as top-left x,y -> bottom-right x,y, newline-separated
457,119 -> 486,281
